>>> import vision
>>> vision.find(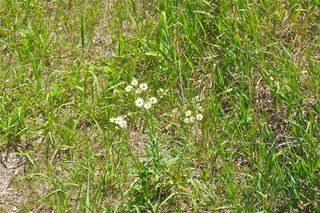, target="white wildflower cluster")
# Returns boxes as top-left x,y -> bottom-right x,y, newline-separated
110,115 -> 127,129
125,78 -> 158,110
114,78 -> 206,130
157,88 -> 168,98
125,78 -> 148,94
183,109 -> 203,124
135,96 -> 158,110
